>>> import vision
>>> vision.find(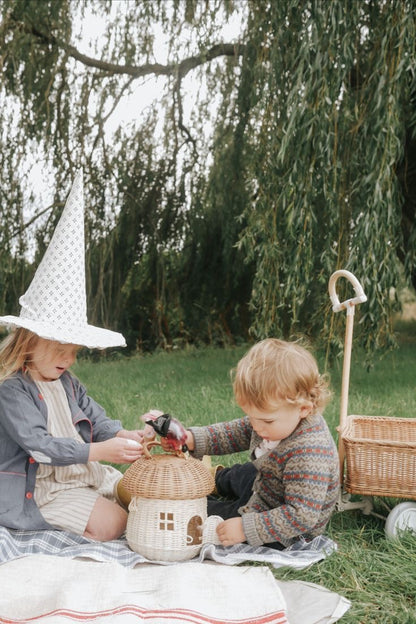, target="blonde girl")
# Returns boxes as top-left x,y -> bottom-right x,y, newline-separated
0,328 -> 147,540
